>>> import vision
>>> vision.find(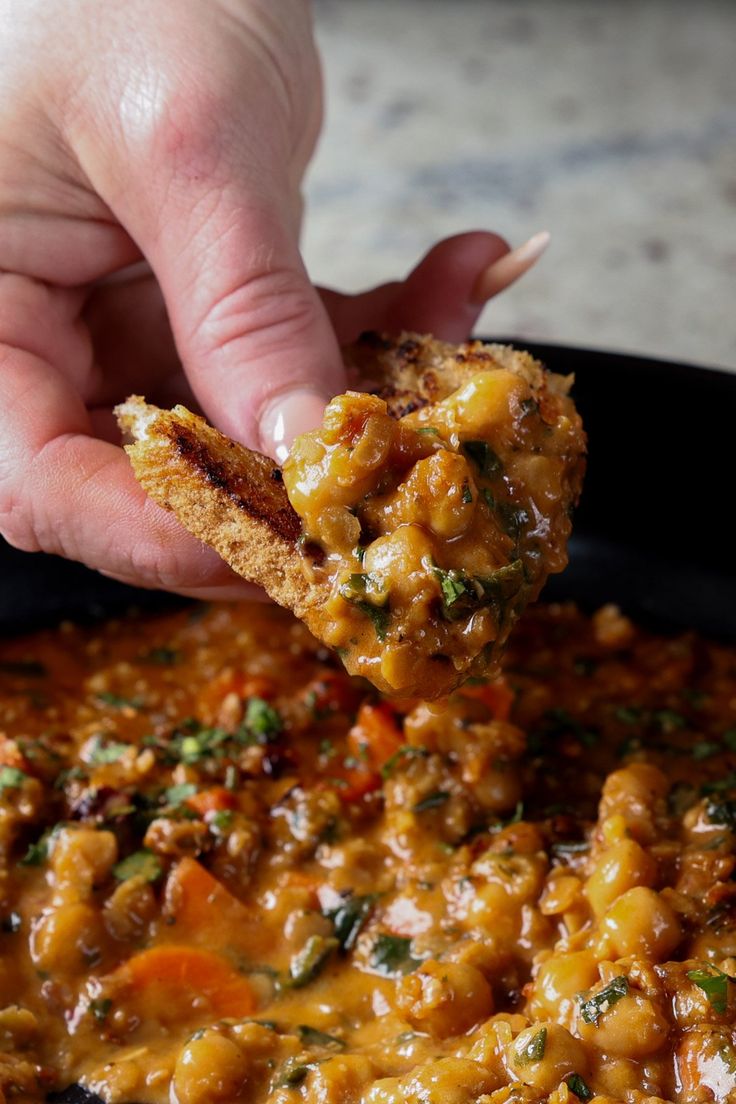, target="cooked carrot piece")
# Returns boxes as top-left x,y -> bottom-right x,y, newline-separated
459,675 -> 514,720
163,857 -> 253,941
347,703 -> 403,770
185,786 -> 237,817
113,945 -> 256,1019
